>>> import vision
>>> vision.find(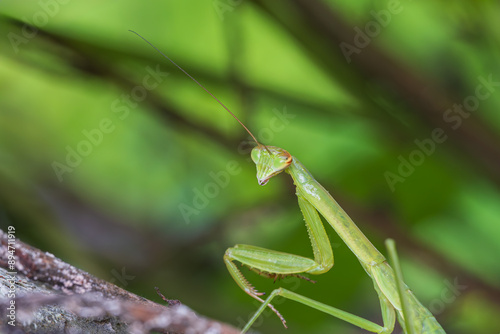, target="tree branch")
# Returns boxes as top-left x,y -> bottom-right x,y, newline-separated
0,229 -> 239,334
